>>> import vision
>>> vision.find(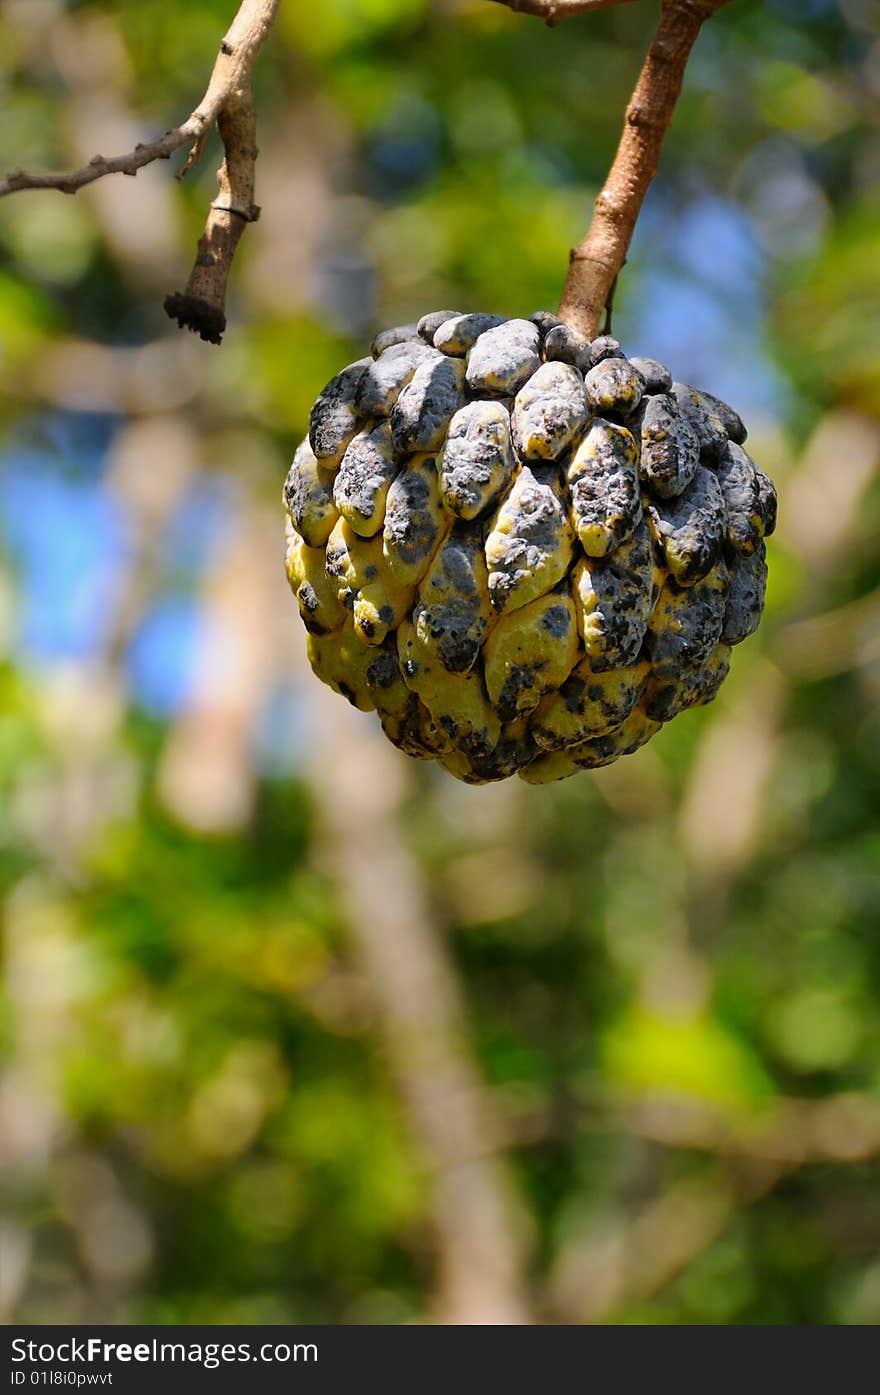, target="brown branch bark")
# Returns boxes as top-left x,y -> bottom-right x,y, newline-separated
558,0 -> 732,336
1,0 -> 280,344
488,0 -> 640,23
